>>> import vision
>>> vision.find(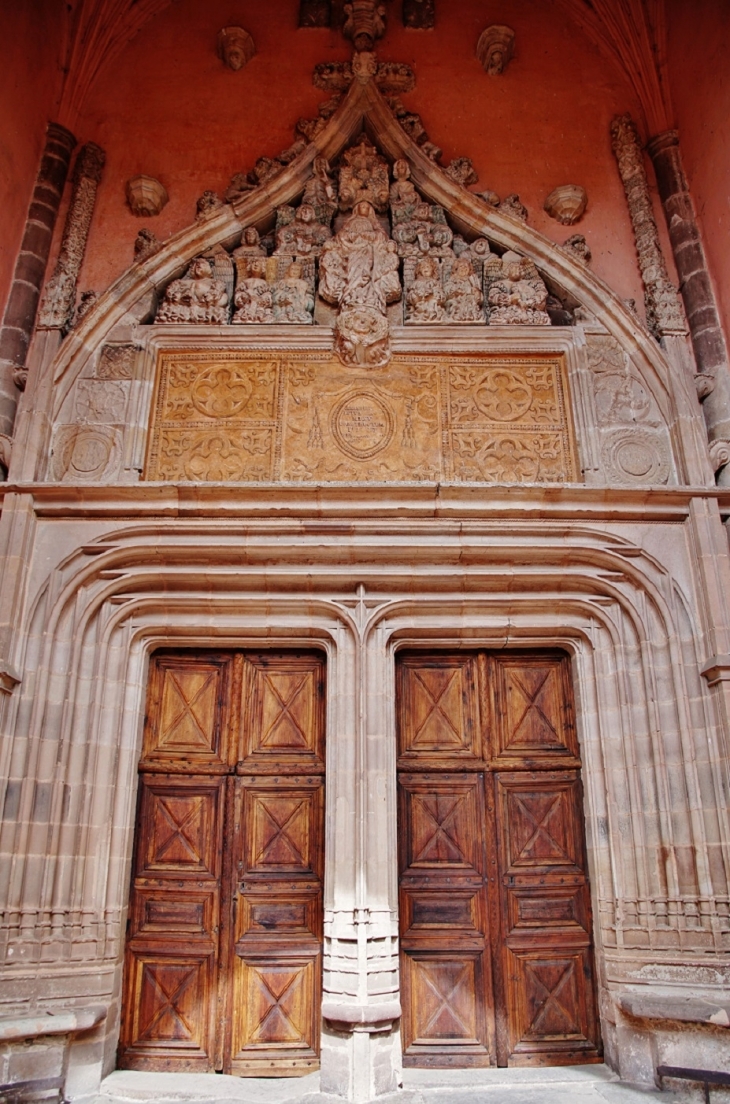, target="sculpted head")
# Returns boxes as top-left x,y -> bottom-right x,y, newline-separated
415,202 -> 432,221
243,226 -> 260,246
393,159 -> 410,182
190,257 -> 213,279
286,262 -> 304,279
454,257 -> 474,278
249,257 -> 267,279
416,257 -> 439,279
297,204 -> 316,224
352,199 -> 377,220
